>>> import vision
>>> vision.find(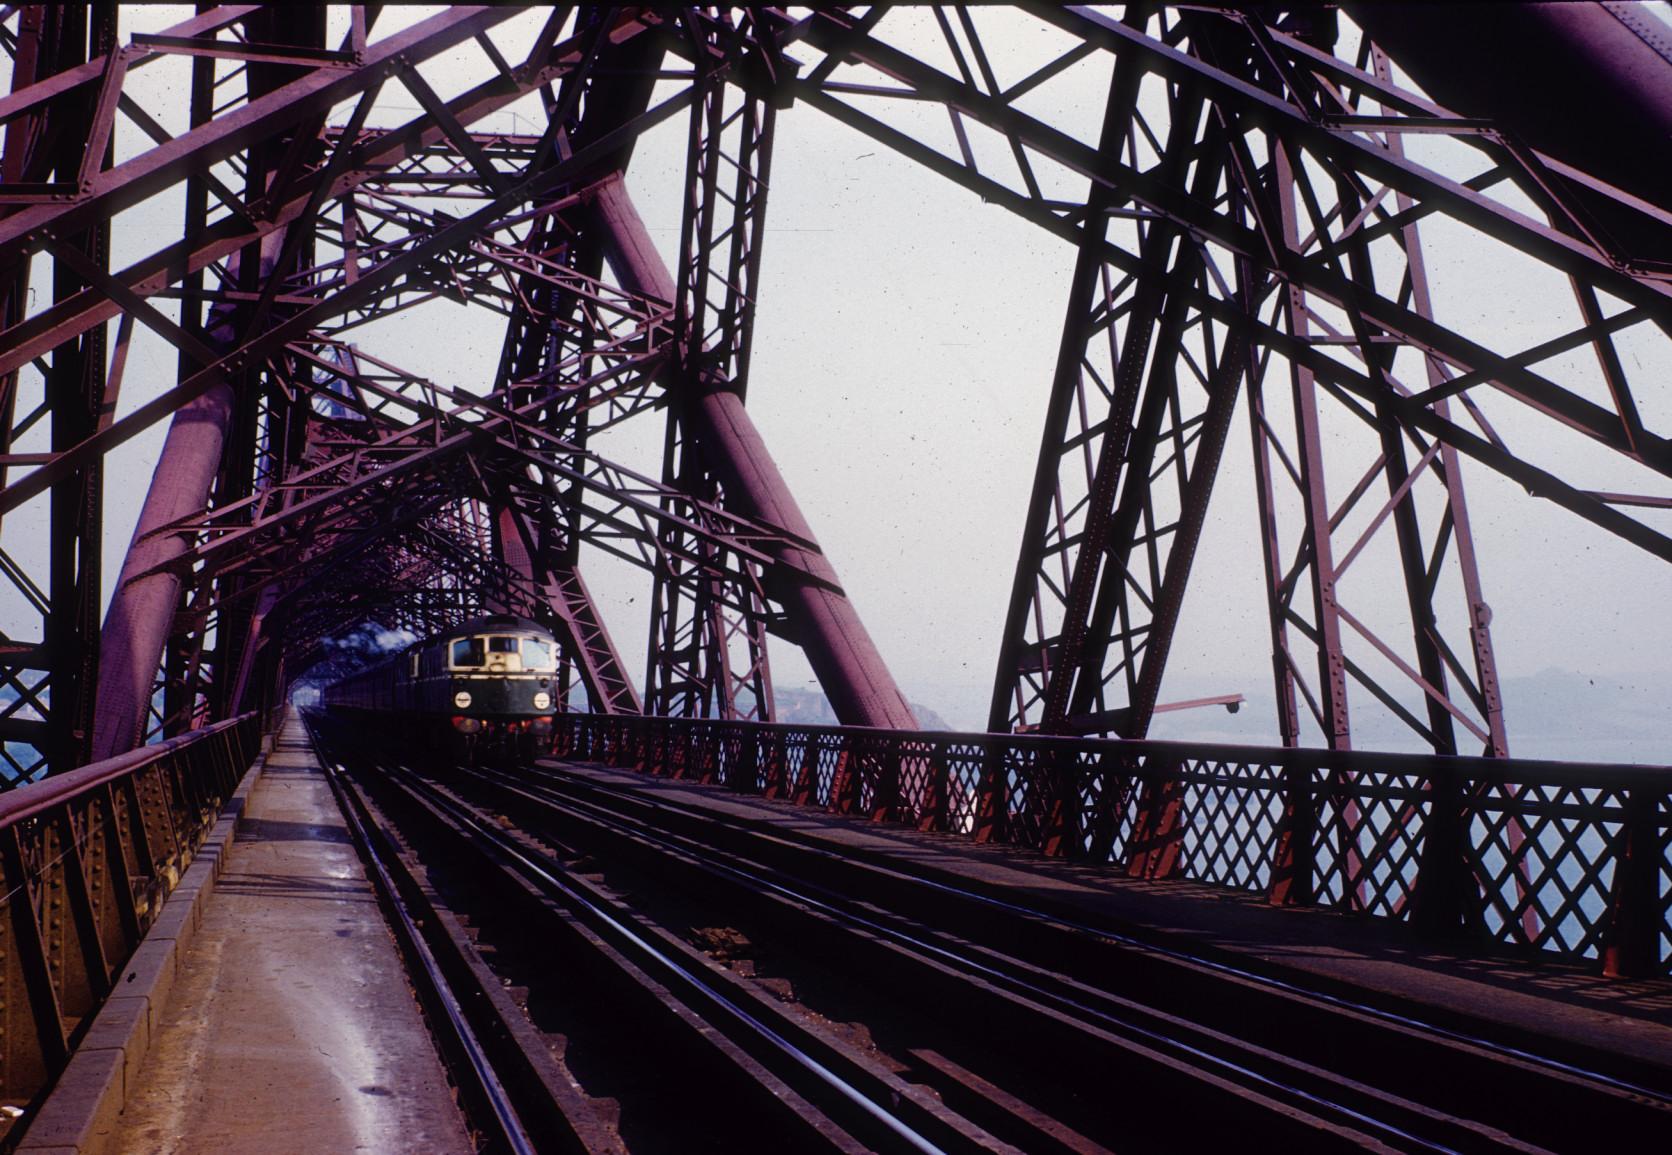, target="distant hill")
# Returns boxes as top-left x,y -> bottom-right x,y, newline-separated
1137,668 -> 1672,765
772,686 -> 950,731
558,682 -> 950,729
1486,669 -> 1672,765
